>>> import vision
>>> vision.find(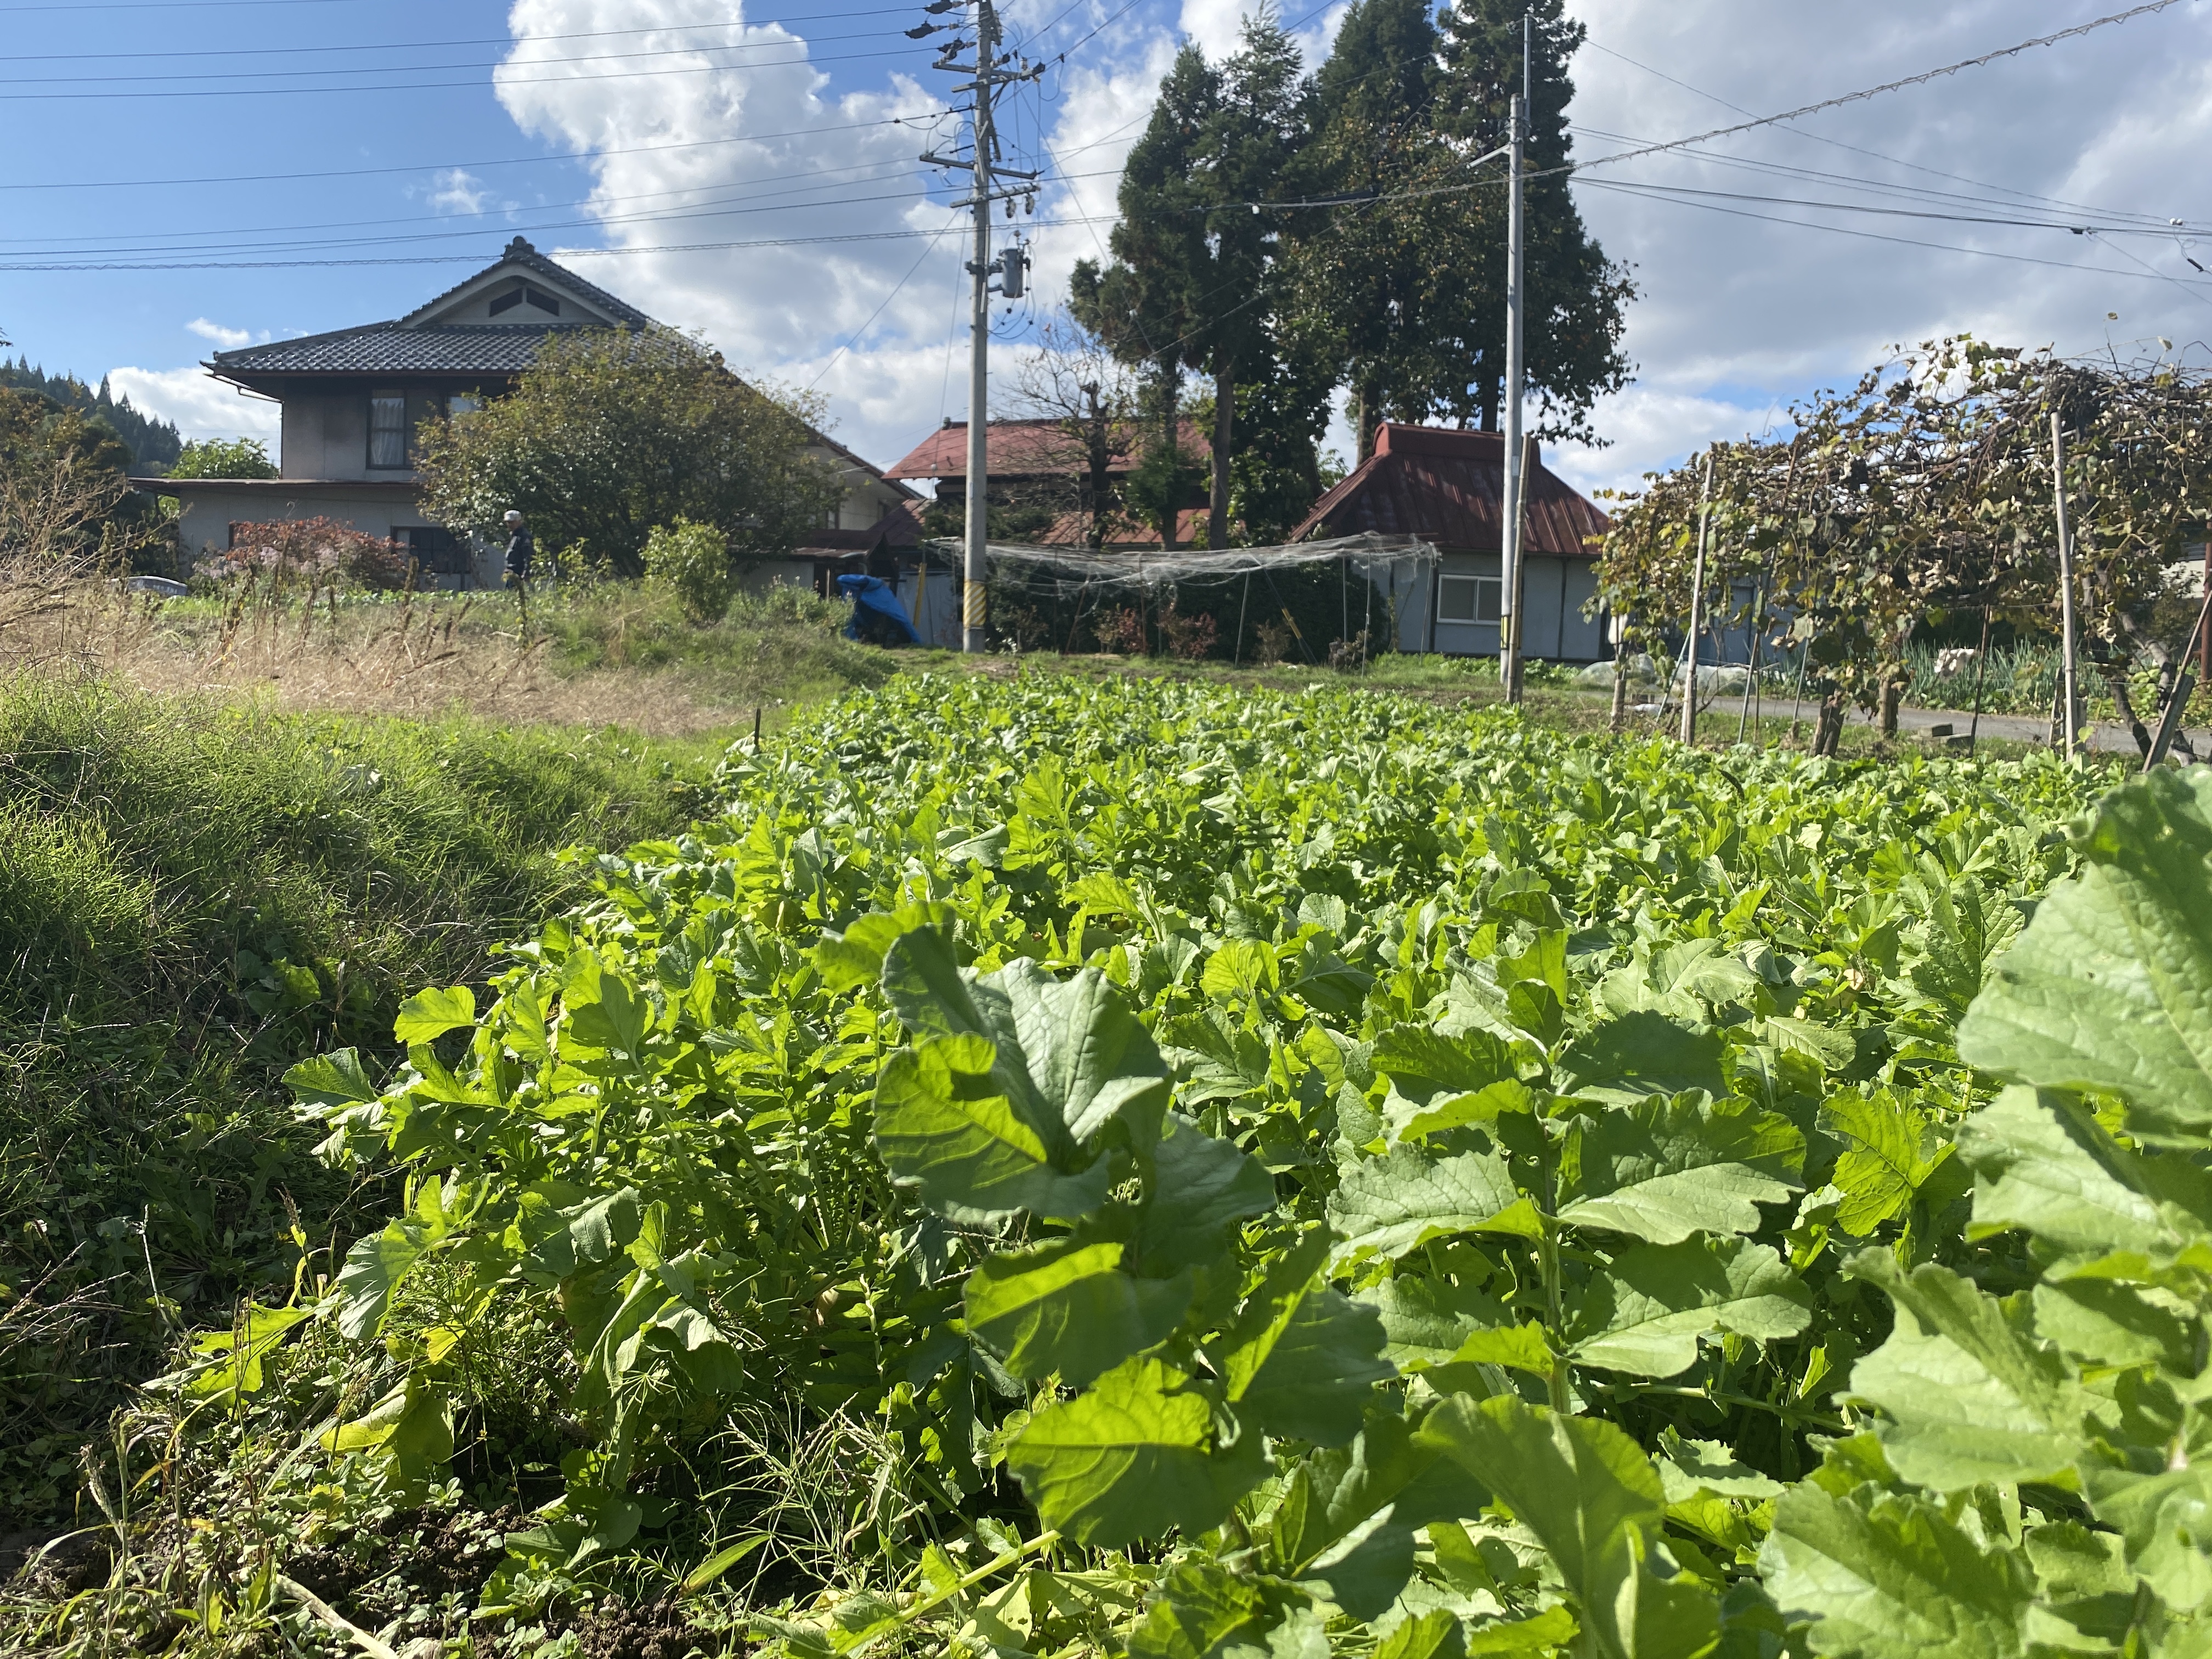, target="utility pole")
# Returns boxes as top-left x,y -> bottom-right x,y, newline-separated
917,0 -> 1039,652
1498,12 -> 1533,699
1499,81 -> 1526,699
2050,412 -> 2081,760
